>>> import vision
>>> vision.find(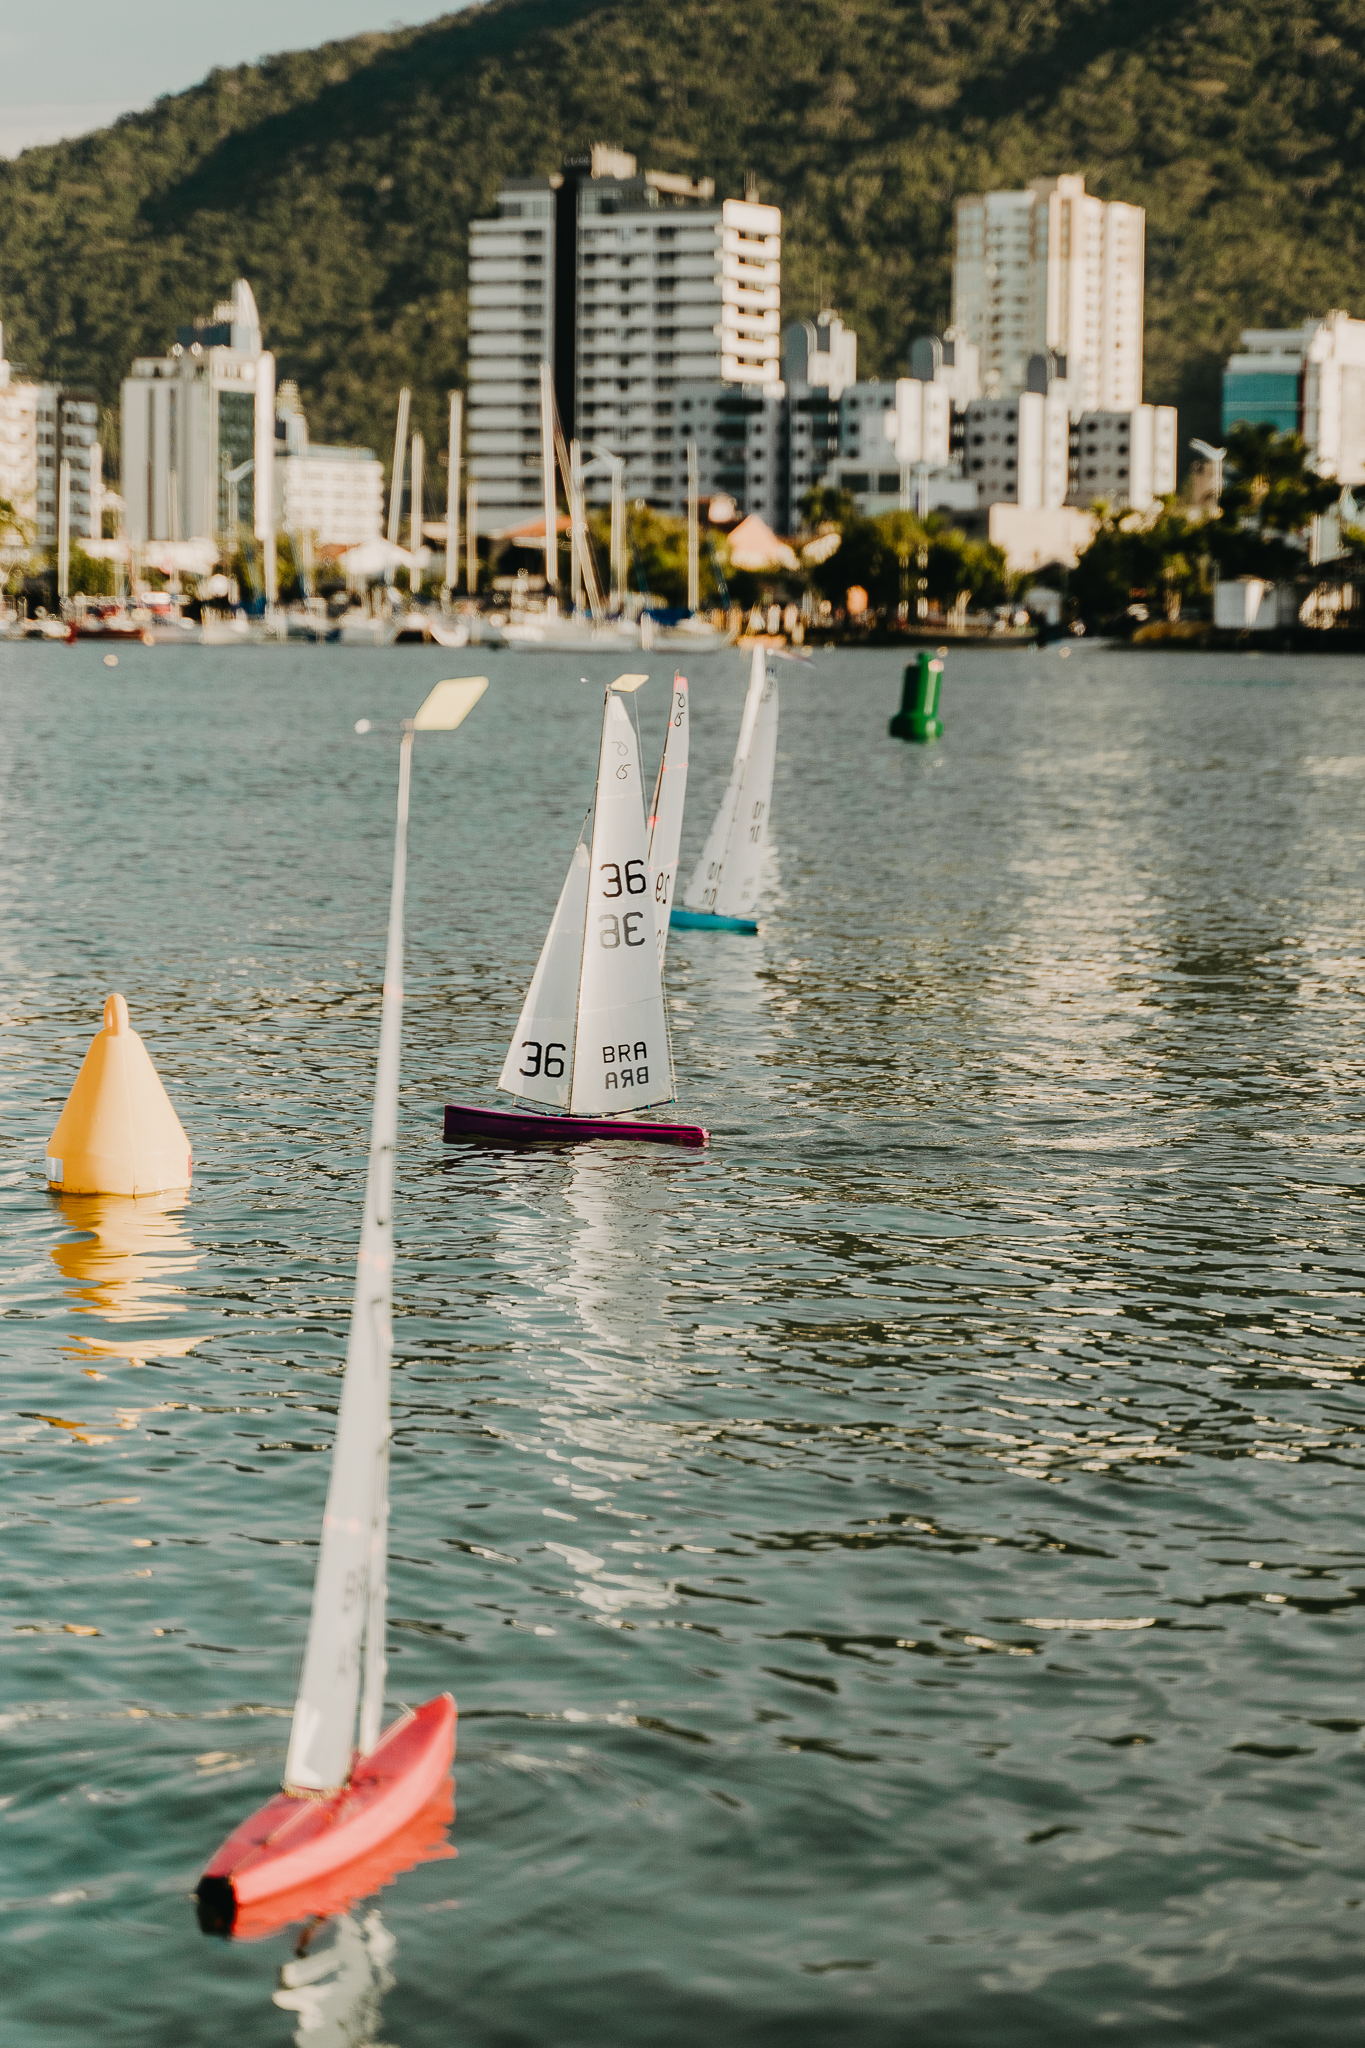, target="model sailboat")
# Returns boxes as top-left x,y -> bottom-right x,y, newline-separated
444,673 -> 706,1148
648,672 -> 690,966
672,645 -> 778,934
196,678 -> 488,1939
